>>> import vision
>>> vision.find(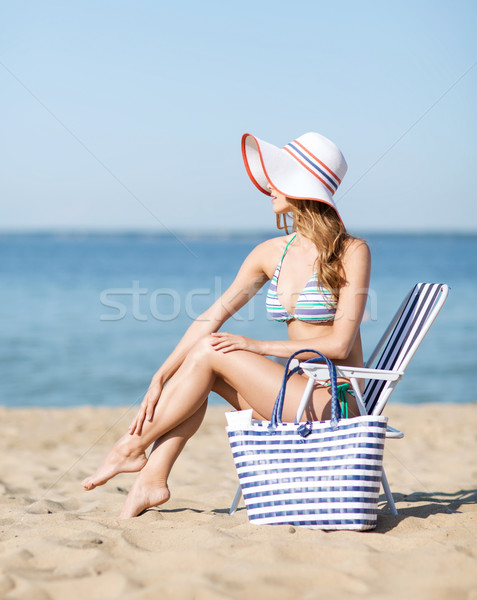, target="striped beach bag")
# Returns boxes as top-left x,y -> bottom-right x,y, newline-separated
226,350 -> 388,530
